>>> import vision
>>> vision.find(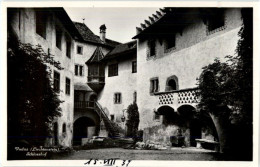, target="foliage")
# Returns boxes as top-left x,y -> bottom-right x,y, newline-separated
125,103 -> 140,139
8,38 -> 63,145
197,8 -> 253,126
